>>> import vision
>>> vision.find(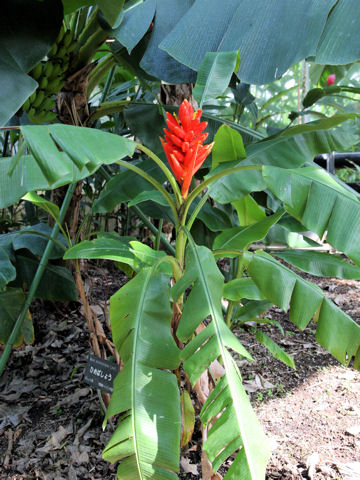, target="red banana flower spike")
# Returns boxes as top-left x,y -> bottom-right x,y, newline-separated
161,99 -> 214,199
